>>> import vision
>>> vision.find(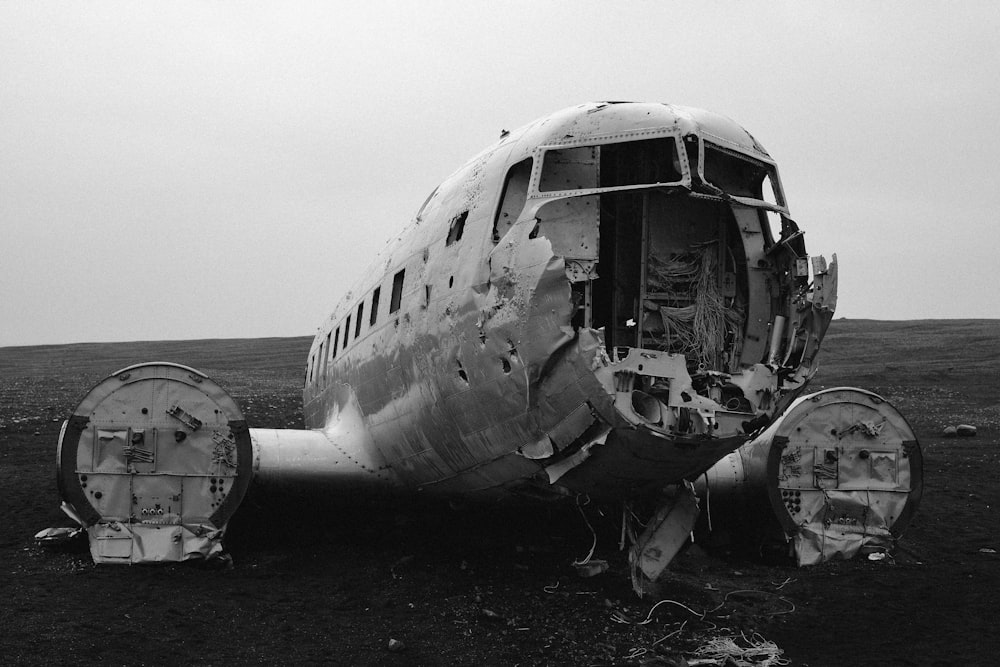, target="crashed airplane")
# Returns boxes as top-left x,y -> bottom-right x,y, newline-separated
54,102 -> 921,591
